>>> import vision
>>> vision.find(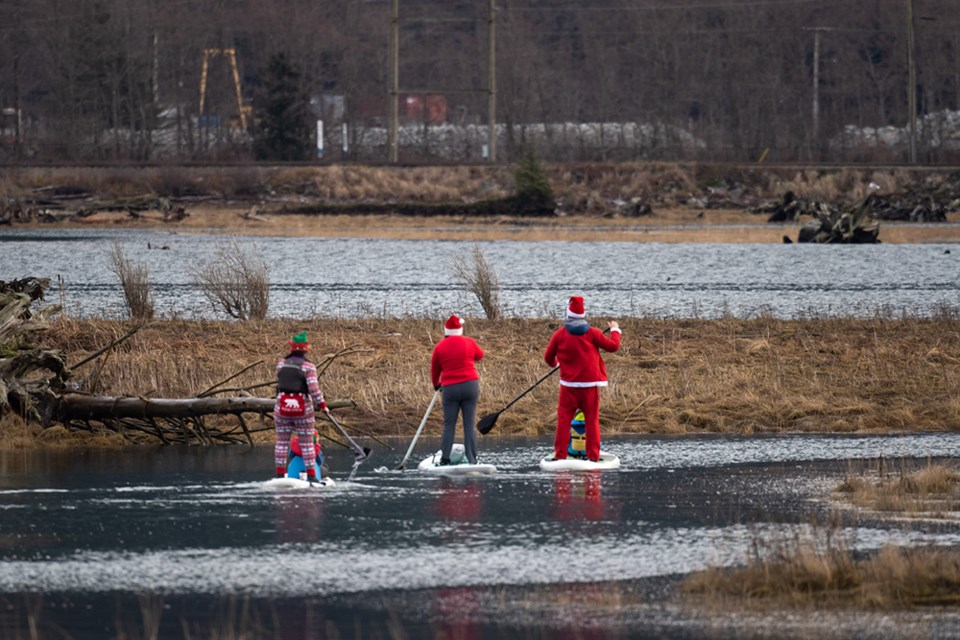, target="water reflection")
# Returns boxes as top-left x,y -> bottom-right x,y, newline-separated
553,473 -> 606,521
273,494 -> 326,545
431,479 -> 484,640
